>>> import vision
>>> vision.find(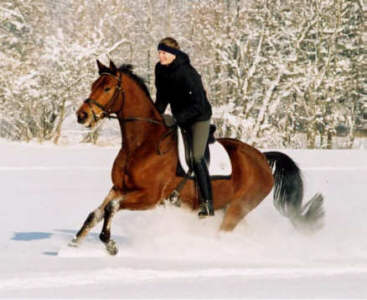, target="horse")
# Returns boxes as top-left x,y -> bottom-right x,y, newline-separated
72,60 -> 324,255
